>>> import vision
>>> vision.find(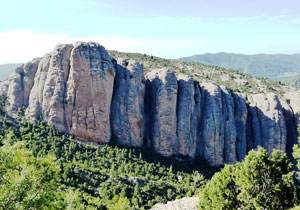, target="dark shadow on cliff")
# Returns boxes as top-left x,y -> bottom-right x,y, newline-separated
189,85 -> 298,166
142,79 -> 298,174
